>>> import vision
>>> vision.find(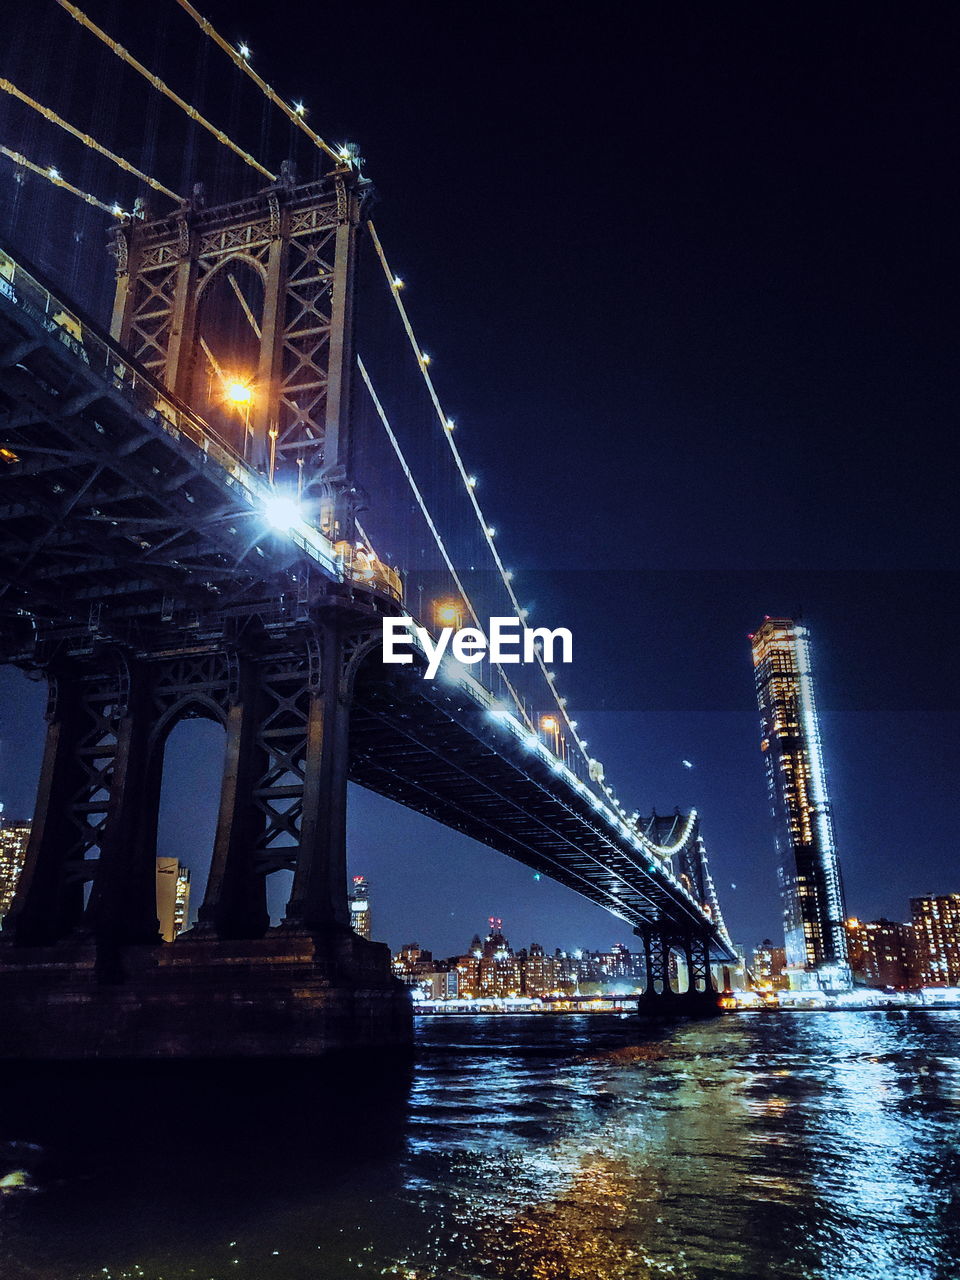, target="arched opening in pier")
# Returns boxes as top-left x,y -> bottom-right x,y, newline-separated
156,716 -> 227,938
0,668 -> 46,914
193,257 -> 266,454
668,946 -> 690,995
